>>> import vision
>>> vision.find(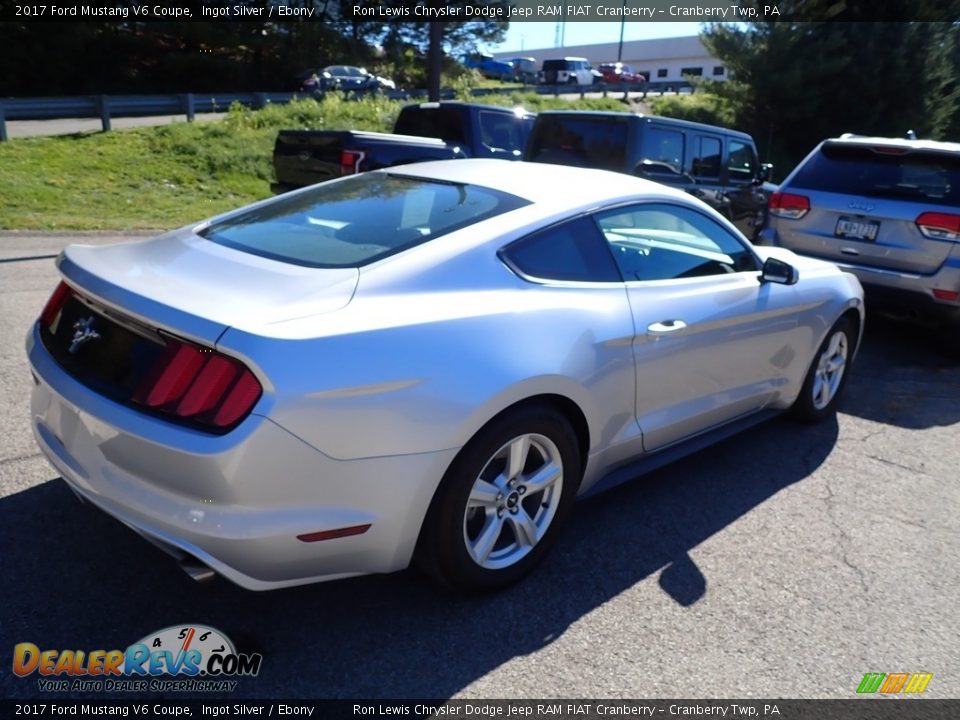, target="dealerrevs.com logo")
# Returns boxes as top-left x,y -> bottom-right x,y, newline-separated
13,624 -> 263,693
